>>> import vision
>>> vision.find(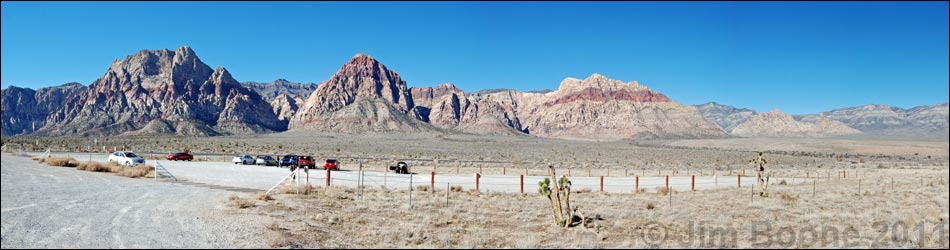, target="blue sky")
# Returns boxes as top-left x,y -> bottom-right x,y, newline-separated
2,1 -> 947,114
